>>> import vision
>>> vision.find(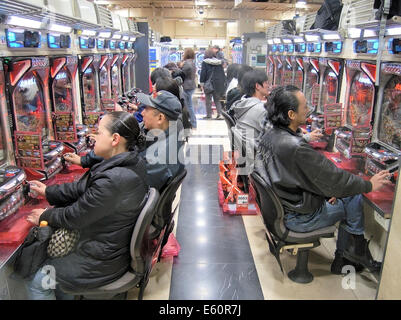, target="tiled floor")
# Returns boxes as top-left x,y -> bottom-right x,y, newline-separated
128,92 -> 378,300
